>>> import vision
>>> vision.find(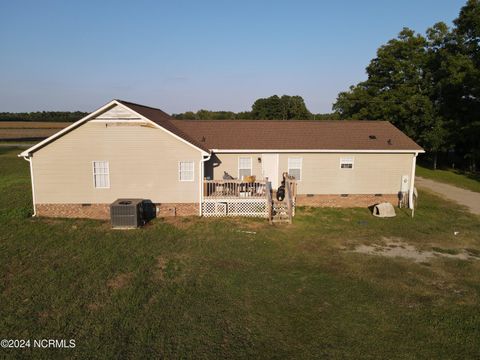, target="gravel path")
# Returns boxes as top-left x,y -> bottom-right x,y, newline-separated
416,176 -> 480,215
